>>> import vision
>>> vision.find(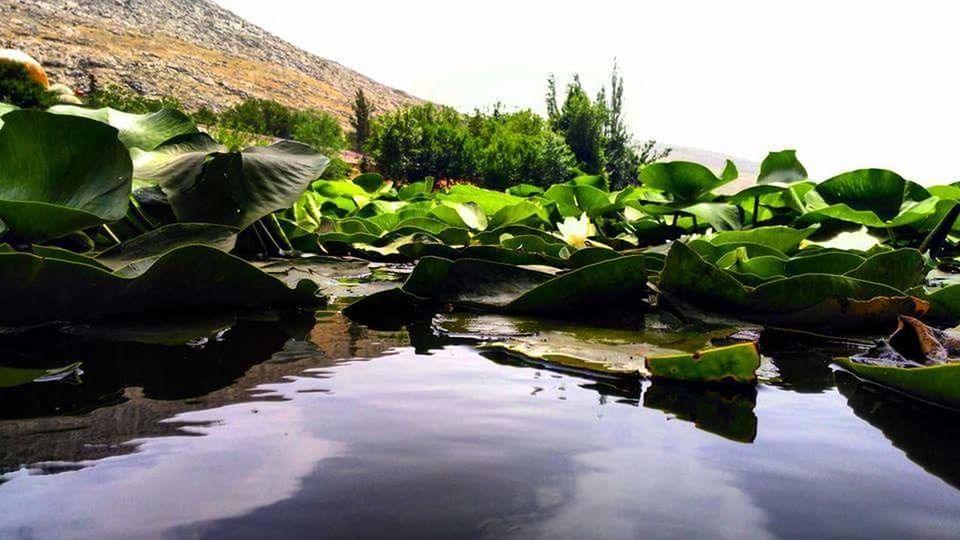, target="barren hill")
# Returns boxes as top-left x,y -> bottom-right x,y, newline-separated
1,0 -> 421,123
